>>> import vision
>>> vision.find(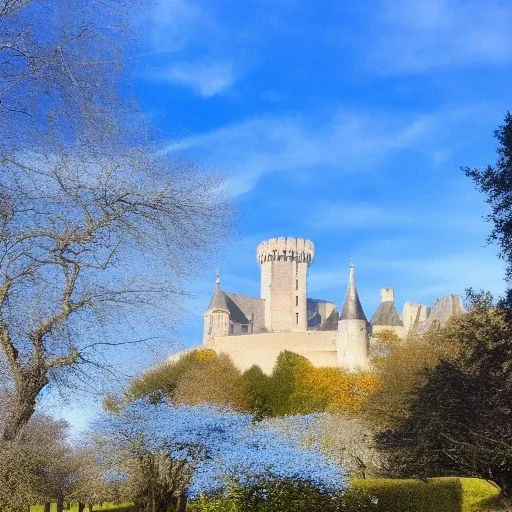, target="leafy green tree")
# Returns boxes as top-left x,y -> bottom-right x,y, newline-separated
377,293 -> 512,505
242,365 -> 273,420
267,351 -> 312,416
